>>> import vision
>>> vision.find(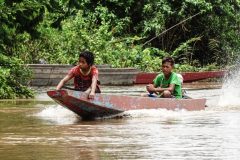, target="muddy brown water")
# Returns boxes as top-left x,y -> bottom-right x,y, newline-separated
0,85 -> 240,160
